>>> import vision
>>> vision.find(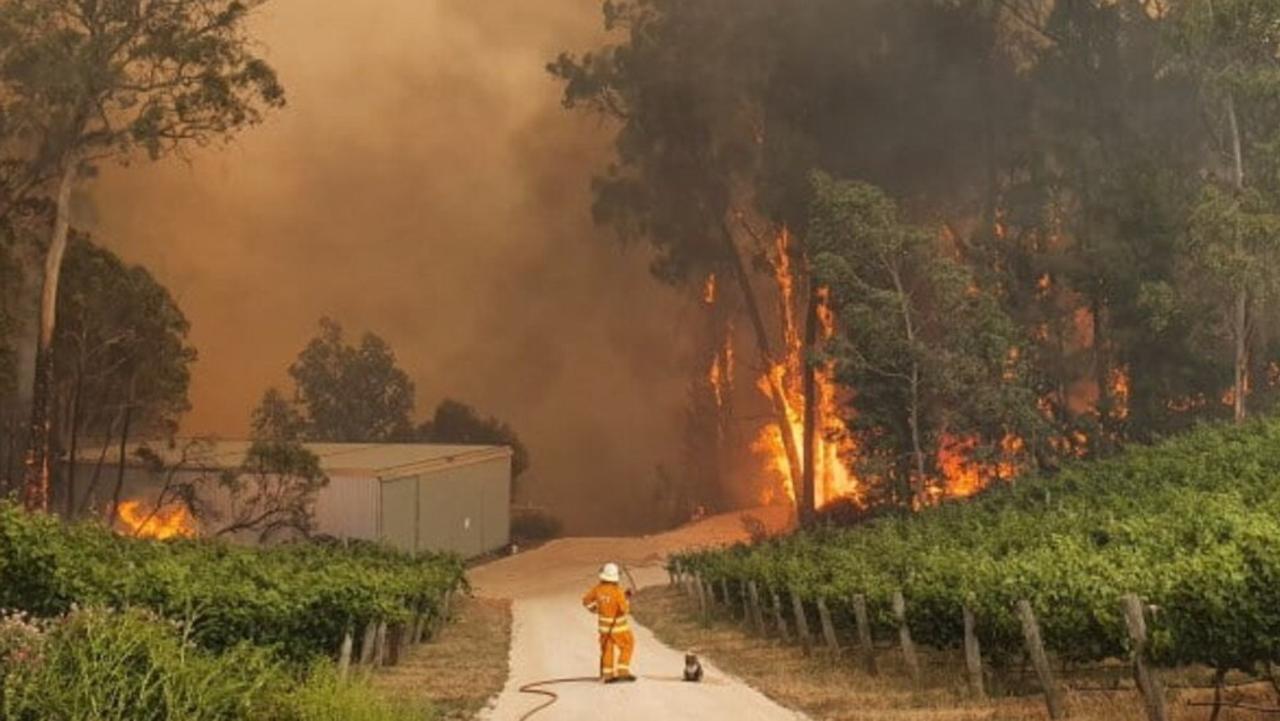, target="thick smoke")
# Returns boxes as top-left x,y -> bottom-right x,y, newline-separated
86,0 -> 694,535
